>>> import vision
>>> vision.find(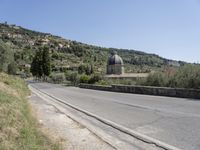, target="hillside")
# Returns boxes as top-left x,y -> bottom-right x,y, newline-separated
0,22 -> 186,75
